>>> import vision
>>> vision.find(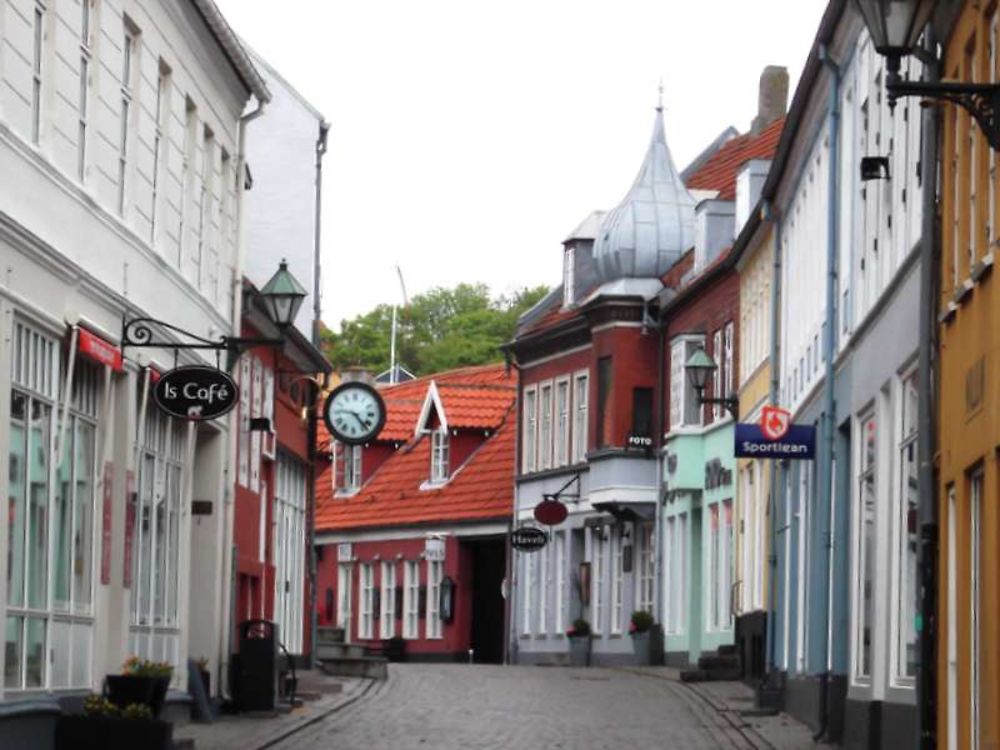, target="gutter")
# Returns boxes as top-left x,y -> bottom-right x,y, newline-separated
313,121 -> 329,348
